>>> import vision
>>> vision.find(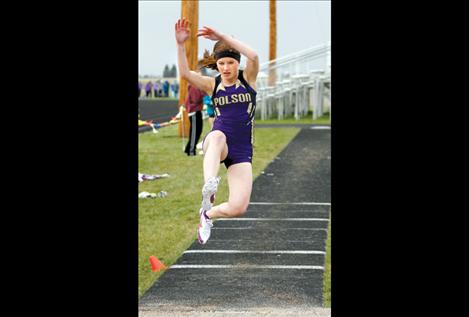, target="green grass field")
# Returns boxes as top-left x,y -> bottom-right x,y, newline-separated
138,120 -> 331,304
